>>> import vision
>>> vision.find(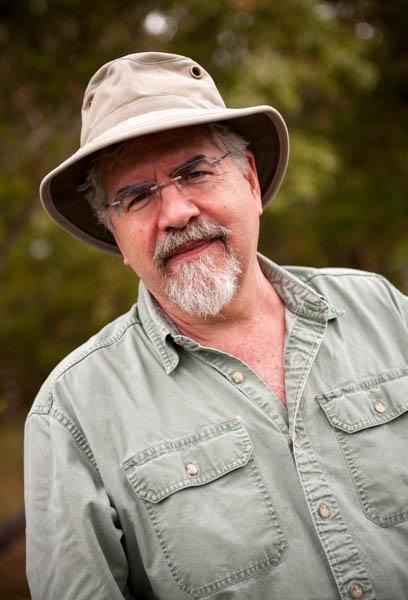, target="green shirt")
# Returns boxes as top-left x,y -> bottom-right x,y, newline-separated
25,256 -> 408,600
